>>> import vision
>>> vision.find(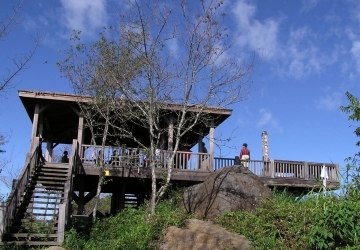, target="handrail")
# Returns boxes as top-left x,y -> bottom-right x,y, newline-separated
57,139 -> 78,243
0,137 -> 40,241
79,144 -> 211,171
